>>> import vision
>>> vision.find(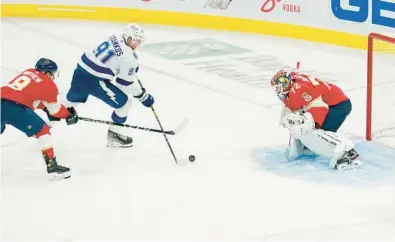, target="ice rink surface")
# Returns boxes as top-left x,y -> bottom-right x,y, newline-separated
1,18 -> 395,241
